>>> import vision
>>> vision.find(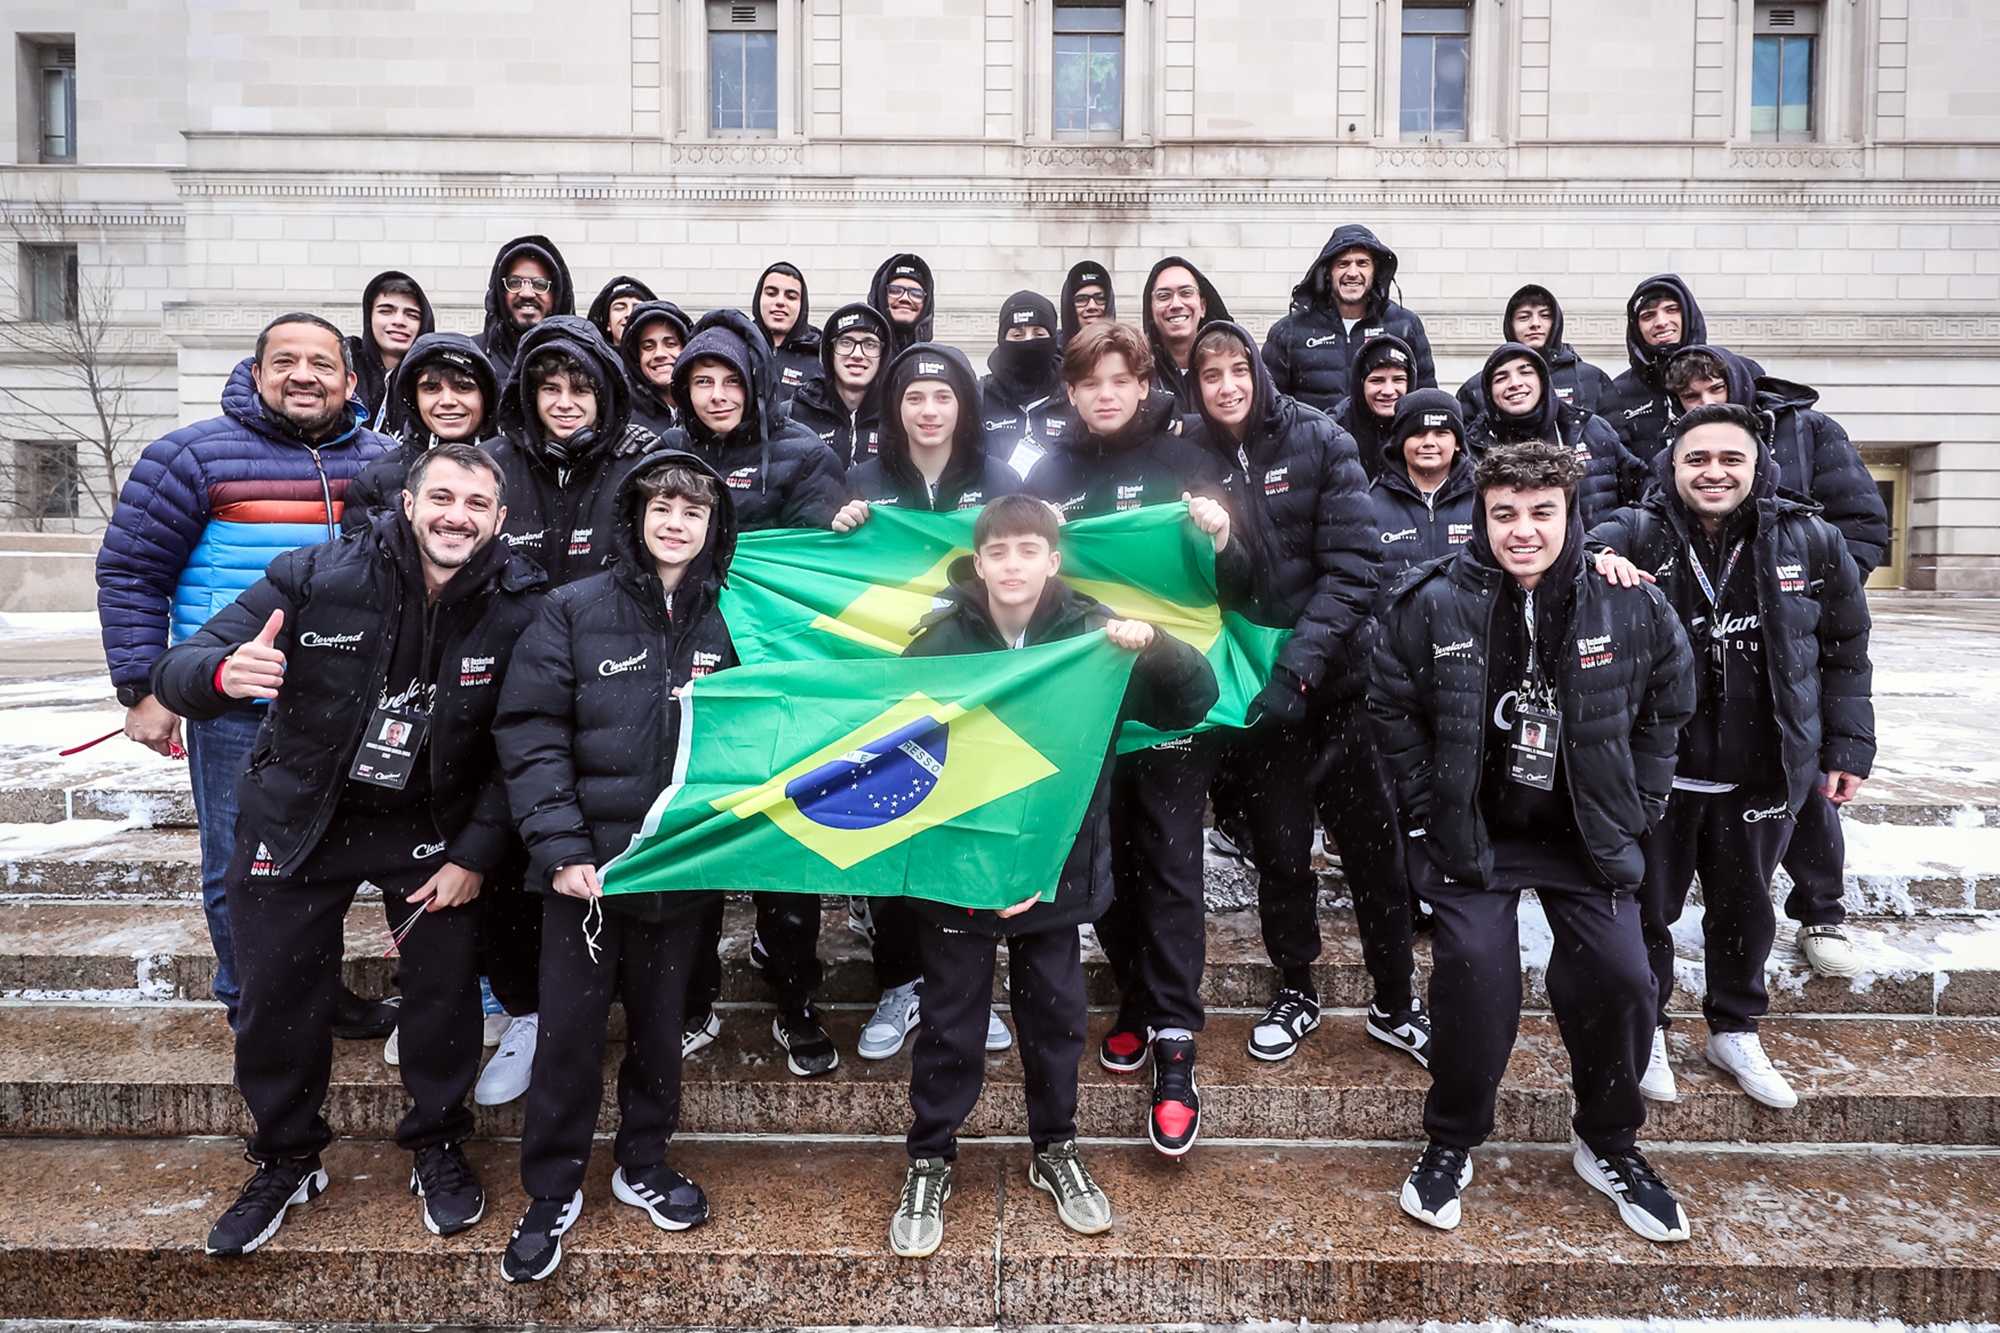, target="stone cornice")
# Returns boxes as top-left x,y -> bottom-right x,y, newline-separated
0,205 -> 185,230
